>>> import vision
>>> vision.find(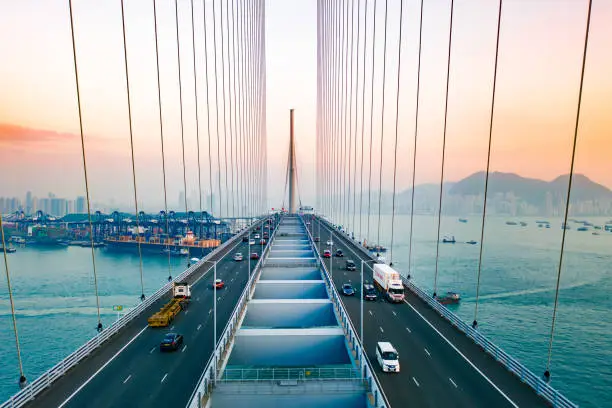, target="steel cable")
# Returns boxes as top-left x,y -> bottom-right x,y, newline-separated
366,0 -> 378,245
68,0 -> 103,332
433,0 -> 454,296
190,0 -> 204,242
352,0 -> 361,240
202,0 -> 215,220
225,0 -> 235,218
358,0 -> 368,242
120,0 -> 146,300
220,0 -> 230,218
347,0 -> 355,235
406,0 -> 424,278
473,0 -> 503,329
545,0 -> 593,381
